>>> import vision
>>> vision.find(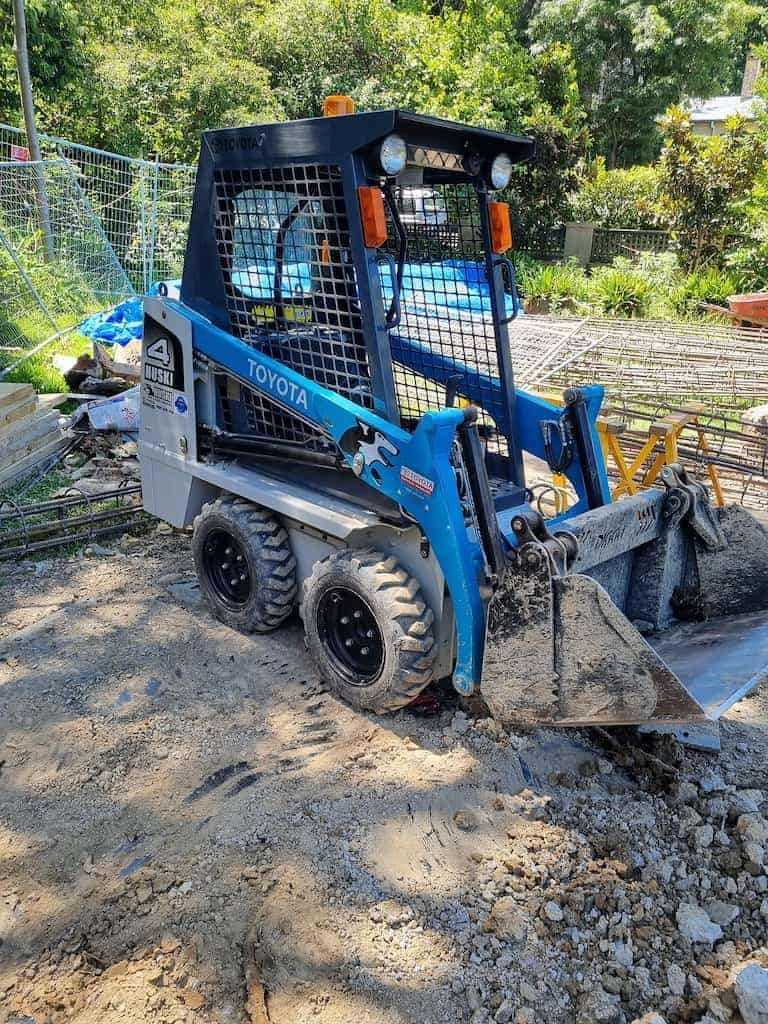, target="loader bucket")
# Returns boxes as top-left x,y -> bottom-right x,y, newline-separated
481,471 -> 768,729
